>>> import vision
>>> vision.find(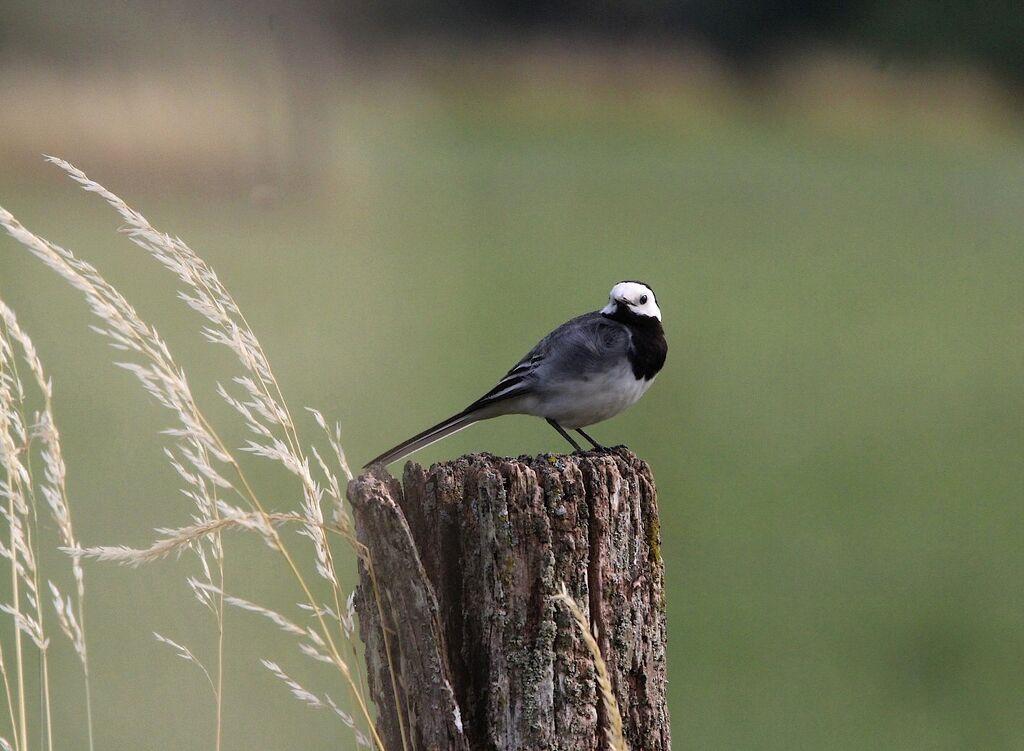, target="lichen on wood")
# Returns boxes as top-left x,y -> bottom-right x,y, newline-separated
349,448 -> 670,750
